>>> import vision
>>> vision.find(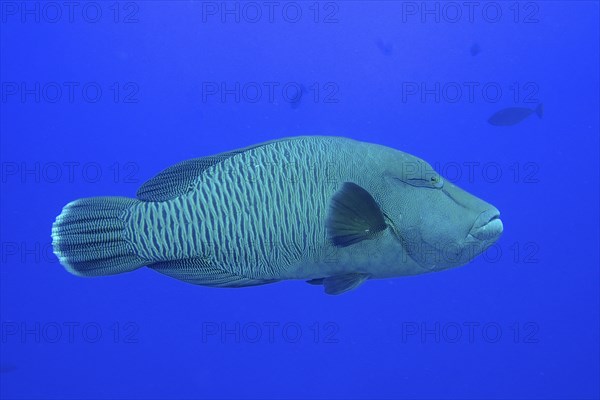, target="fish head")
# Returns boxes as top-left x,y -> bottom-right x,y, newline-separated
382,157 -> 503,272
